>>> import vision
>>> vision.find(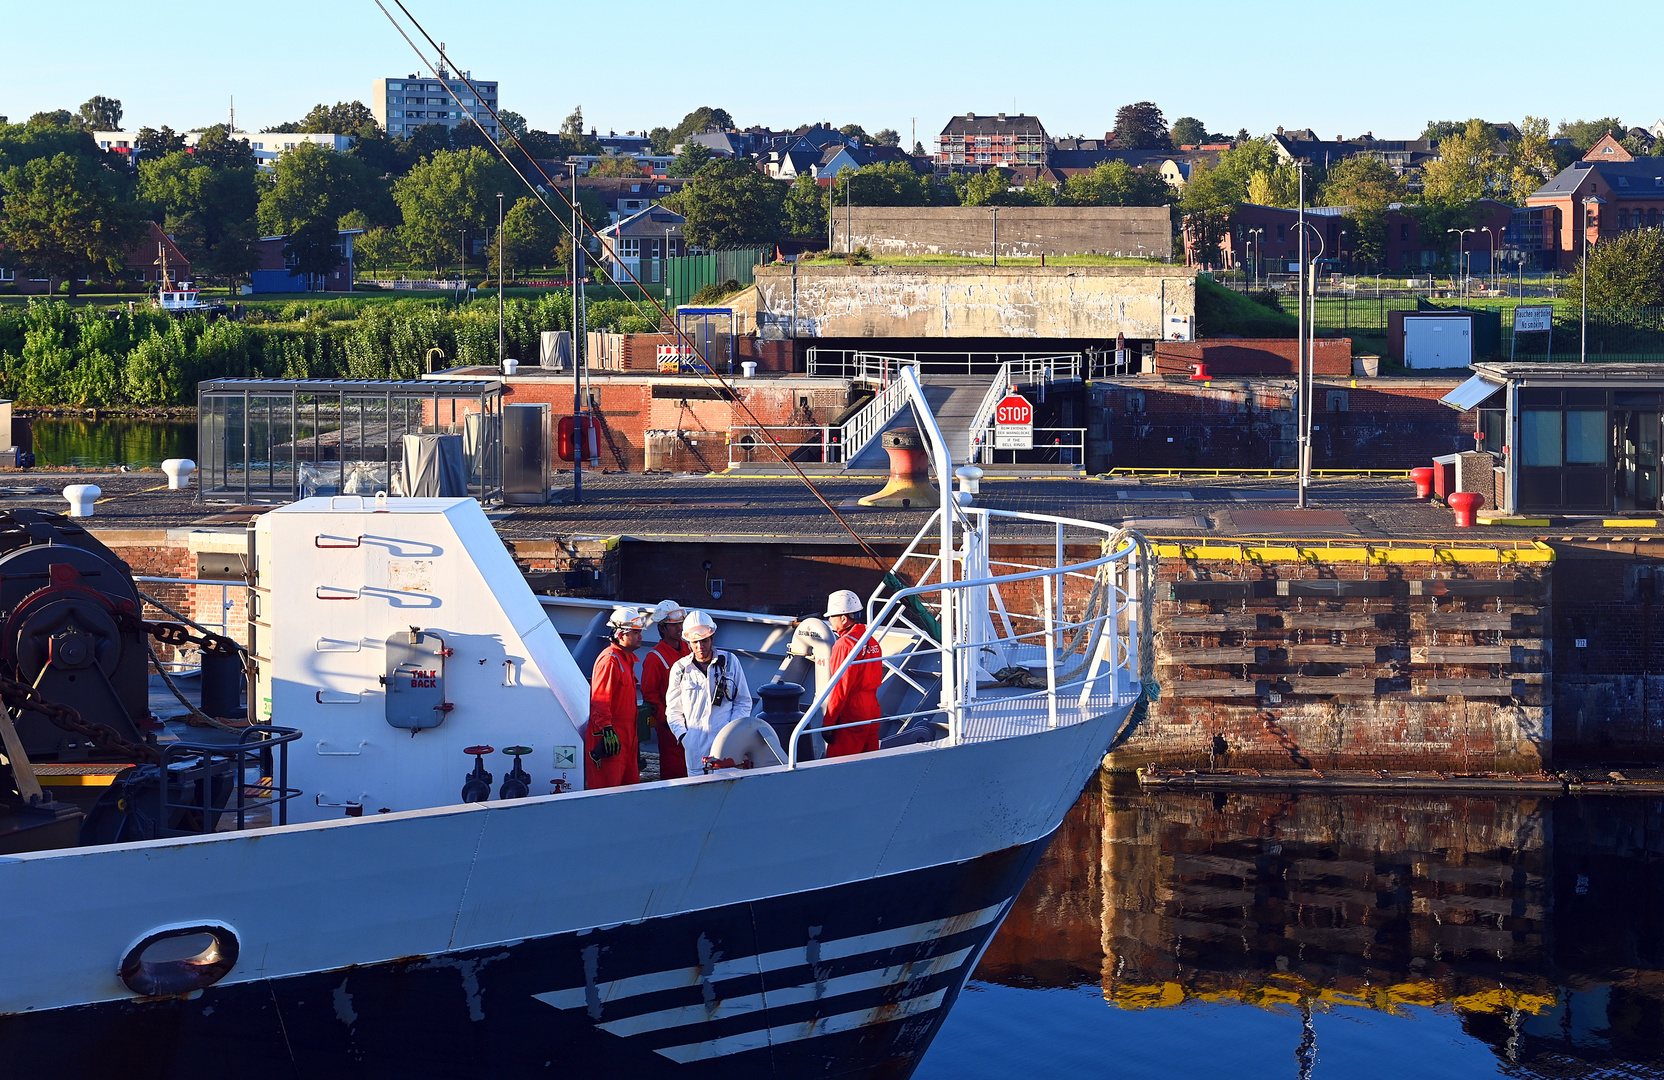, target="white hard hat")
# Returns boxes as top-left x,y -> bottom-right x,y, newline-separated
608,605 -> 651,631
651,599 -> 686,624
825,589 -> 863,618
682,609 -> 717,642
